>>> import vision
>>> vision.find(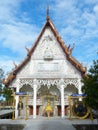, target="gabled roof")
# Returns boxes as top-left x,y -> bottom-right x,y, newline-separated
2,16 -> 87,86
